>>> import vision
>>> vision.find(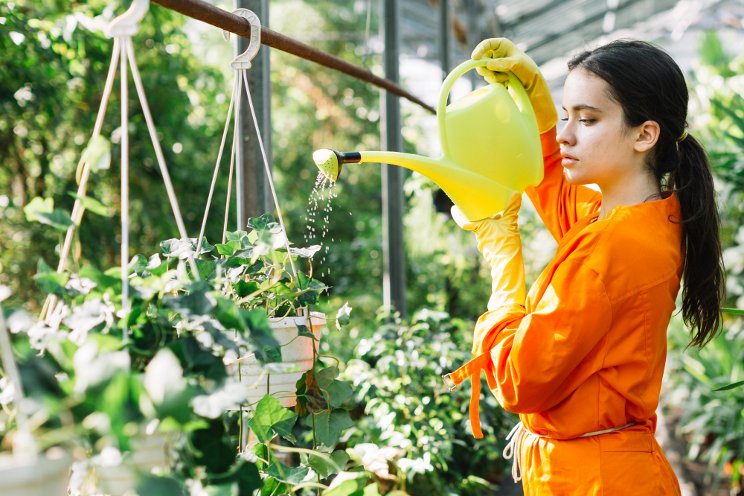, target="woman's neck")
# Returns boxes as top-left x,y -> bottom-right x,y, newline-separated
598,174 -> 661,220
